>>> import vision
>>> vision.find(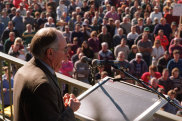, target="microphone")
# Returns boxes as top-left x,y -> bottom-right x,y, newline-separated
81,56 -> 92,64
92,59 -> 120,67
